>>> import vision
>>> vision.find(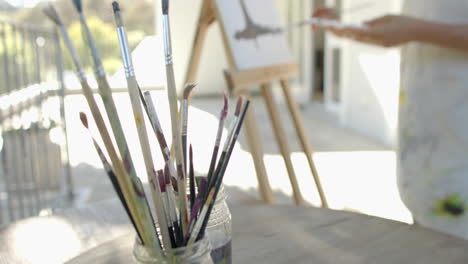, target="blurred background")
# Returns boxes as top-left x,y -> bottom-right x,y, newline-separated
0,0 -> 411,228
